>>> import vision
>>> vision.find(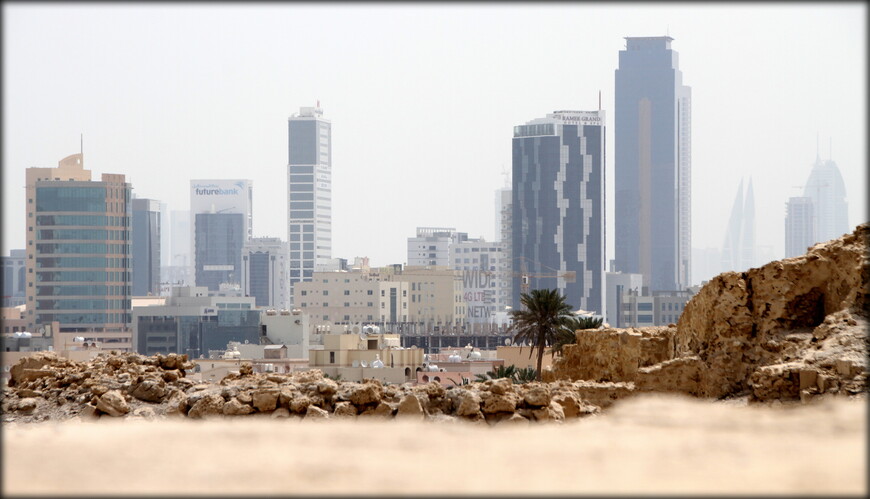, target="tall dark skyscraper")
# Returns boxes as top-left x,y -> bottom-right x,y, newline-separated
132,198 -> 161,296
615,36 -> 691,291
512,110 -> 606,316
